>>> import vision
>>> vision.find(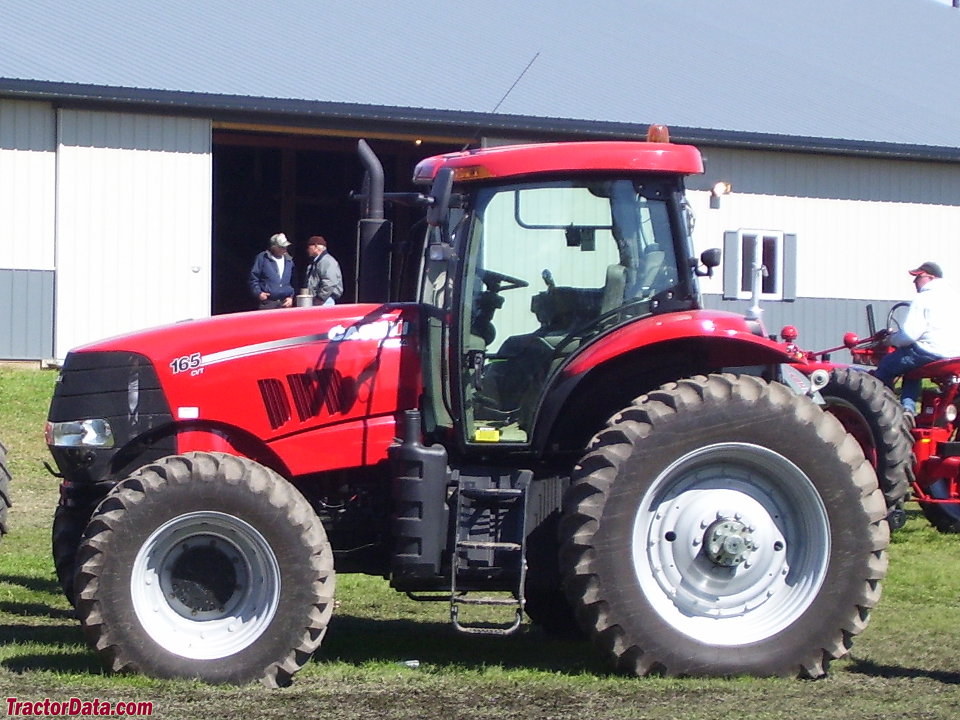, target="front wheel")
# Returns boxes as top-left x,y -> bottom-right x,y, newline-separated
559,374 -> 889,678
0,440 -> 11,543
74,452 -> 335,687
53,502 -> 93,606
